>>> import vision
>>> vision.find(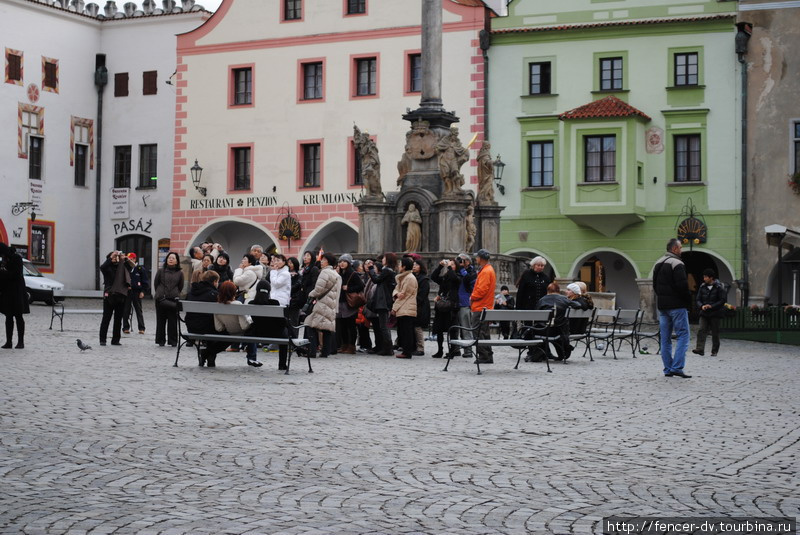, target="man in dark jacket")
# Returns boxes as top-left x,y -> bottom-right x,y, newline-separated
692,268 -> 726,357
454,253 -> 477,358
534,283 -> 581,360
653,238 -> 692,378
122,253 -> 150,335
99,250 -> 130,346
